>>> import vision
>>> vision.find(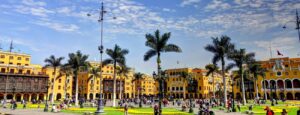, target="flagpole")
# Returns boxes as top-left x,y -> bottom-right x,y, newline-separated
269,42 -> 273,58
